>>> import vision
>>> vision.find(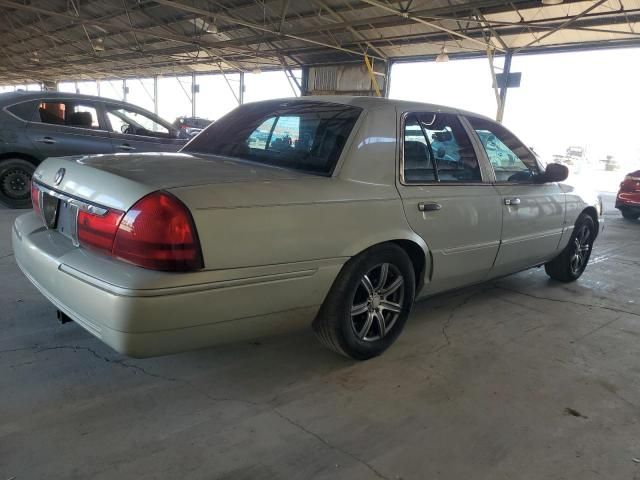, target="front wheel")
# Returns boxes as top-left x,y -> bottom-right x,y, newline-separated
313,244 -> 415,360
0,158 -> 35,209
544,213 -> 595,282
